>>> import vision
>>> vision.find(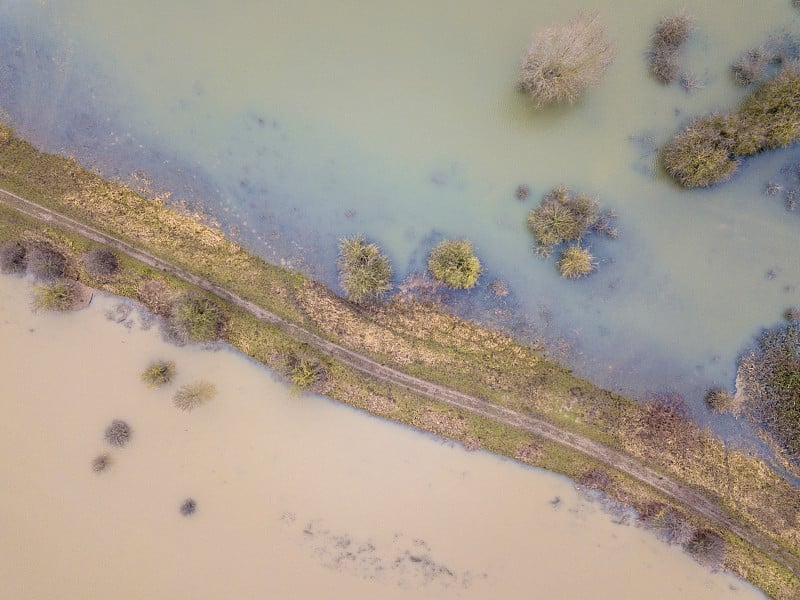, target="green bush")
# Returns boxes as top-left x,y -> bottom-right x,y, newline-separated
337,234 -> 393,304
0,240 -> 27,274
169,293 -> 224,343
519,12 -> 615,106
427,240 -> 481,289
140,360 -> 177,388
173,381 -> 217,411
557,245 -> 596,279
32,279 -> 79,311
